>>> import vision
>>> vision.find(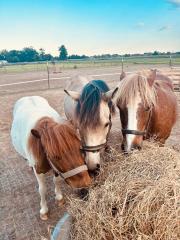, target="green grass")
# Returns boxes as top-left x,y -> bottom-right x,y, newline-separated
0,56 -> 180,74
